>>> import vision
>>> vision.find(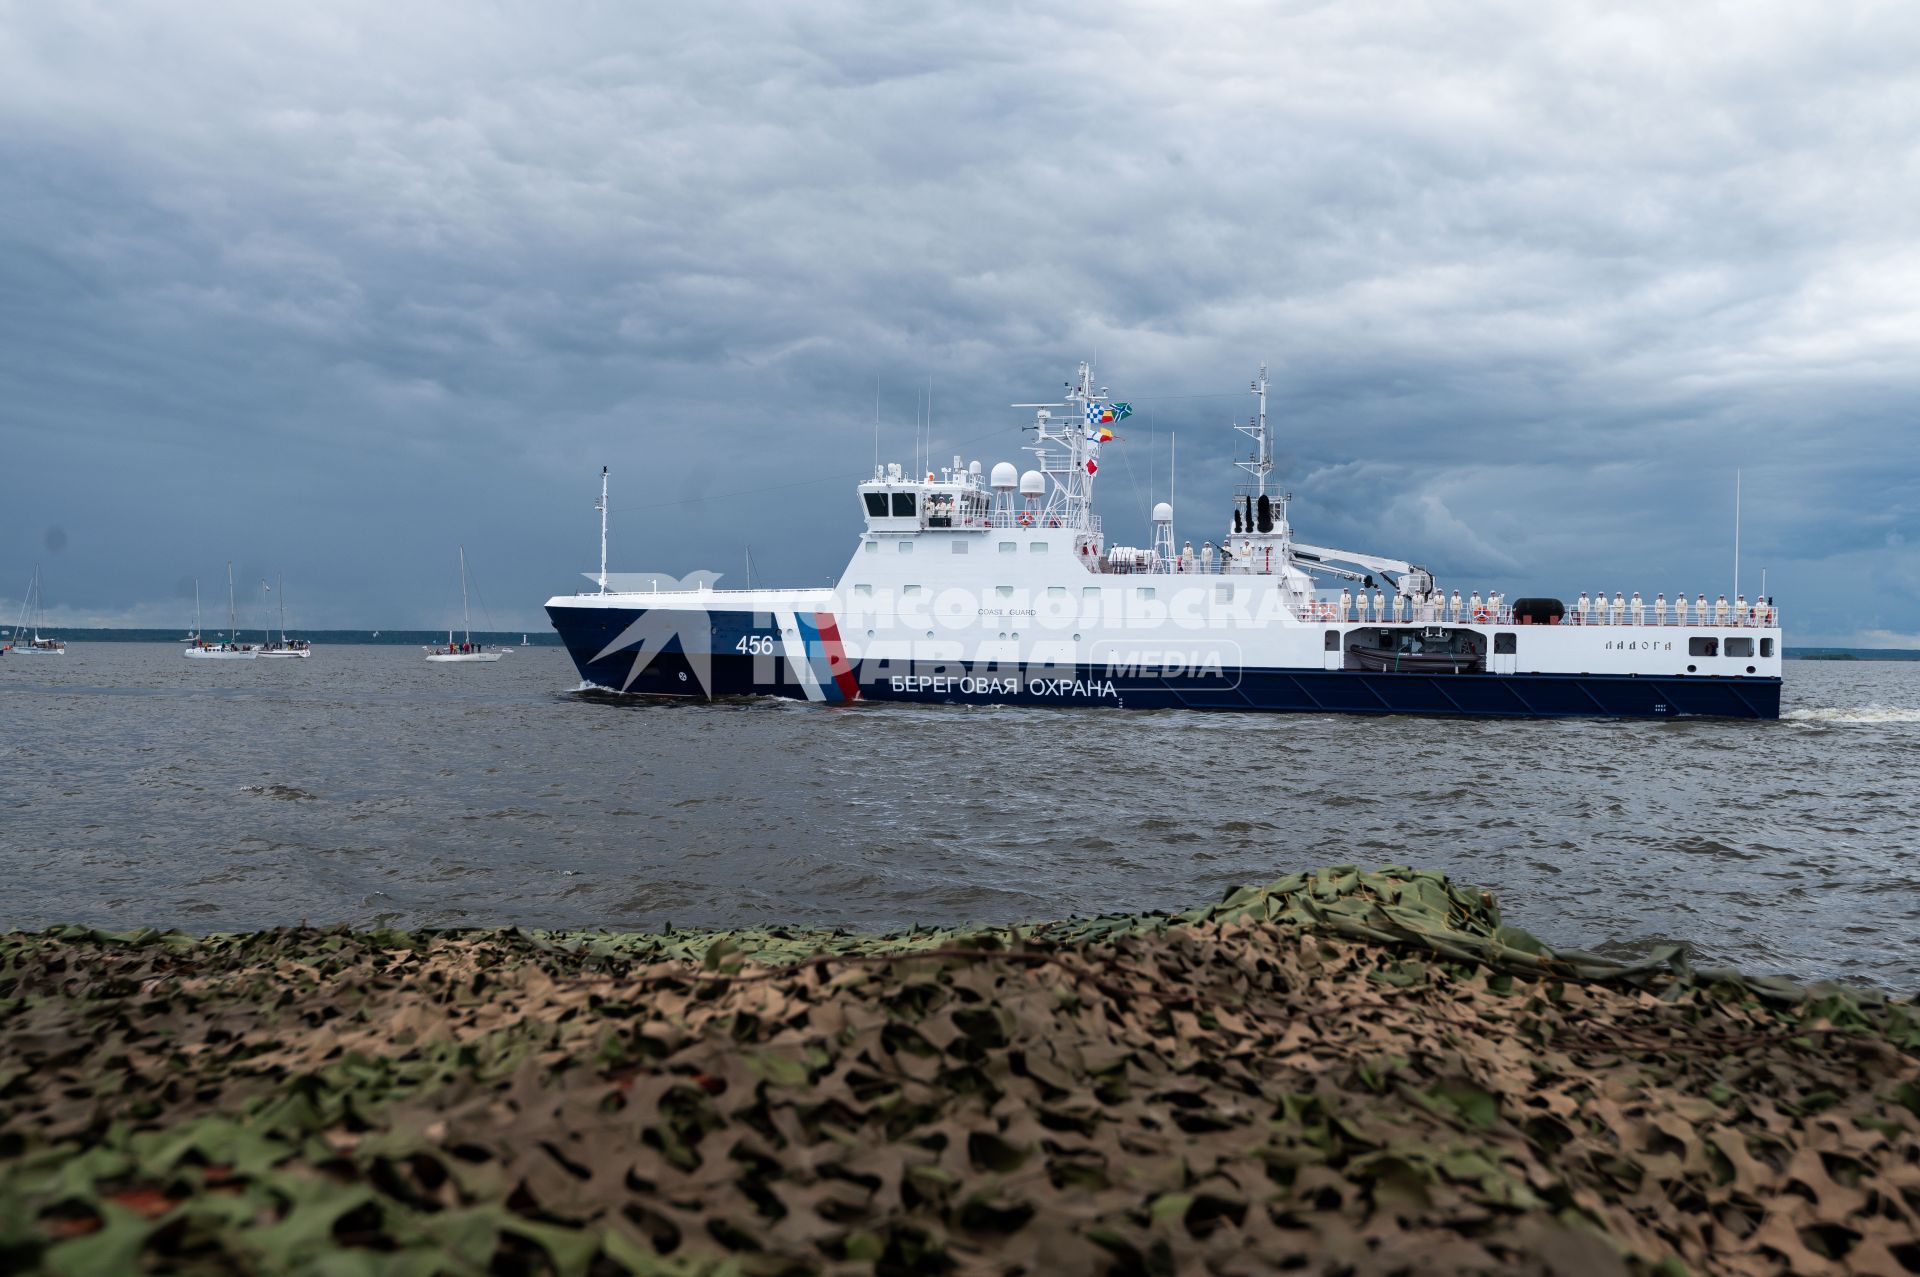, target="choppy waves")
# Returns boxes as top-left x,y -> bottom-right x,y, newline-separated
1783,704 -> 1920,724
